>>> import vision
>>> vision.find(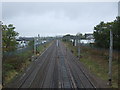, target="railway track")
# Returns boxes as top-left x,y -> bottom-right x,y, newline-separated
6,40 -> 98,88
7,42 -> 54,88
59,41 -> 95,88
